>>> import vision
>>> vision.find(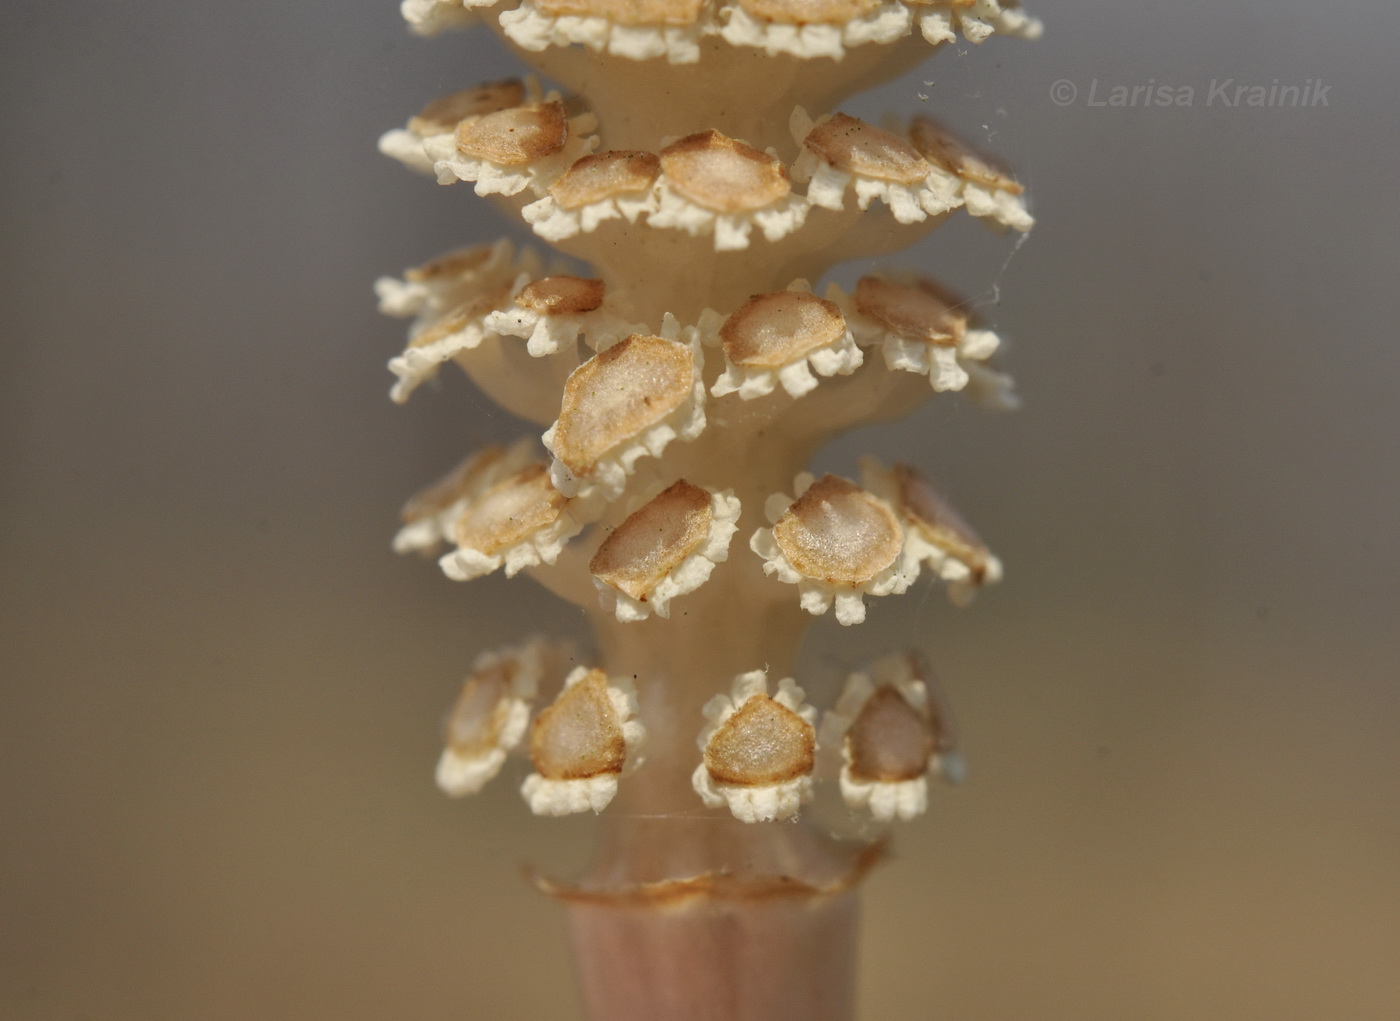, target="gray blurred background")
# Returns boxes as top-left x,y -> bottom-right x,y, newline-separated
3,0 -> 1398,1017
